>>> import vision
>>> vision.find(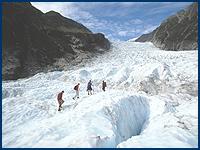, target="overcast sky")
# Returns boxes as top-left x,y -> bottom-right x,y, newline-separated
31,2 -> 192,41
